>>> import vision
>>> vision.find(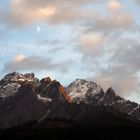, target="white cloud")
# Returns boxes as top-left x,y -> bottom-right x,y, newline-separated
13,54 -> 25,62
94,13 -> 133,32
86,38 -> 140,98
77,33 -> 105,55
135,0 -> 140,5
3,0 -> 97,26
107,0 -> 122,11
3,54 -> 72,73
95,74 -> 137,97
7,5 -> 56,26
